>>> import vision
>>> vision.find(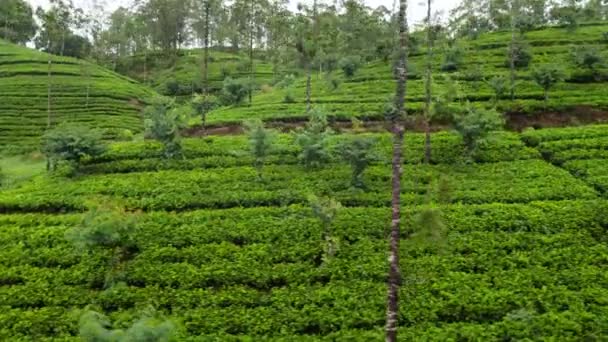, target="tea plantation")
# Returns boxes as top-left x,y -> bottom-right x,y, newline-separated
0,39 -> 156,154
1,124 -> 607,340
202,23 -> 608,126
